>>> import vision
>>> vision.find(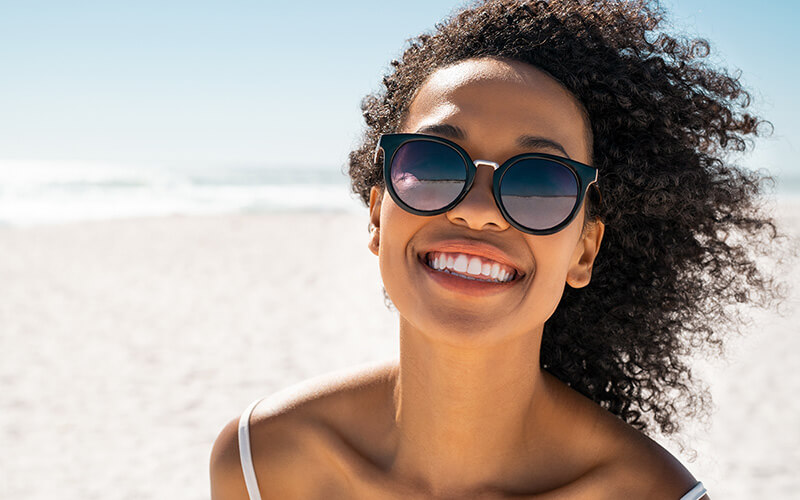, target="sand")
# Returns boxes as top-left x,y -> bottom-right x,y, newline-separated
1,203 -> 798,499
